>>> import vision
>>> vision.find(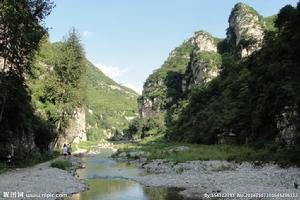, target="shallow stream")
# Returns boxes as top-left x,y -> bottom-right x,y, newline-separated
64,149 -> 184,200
